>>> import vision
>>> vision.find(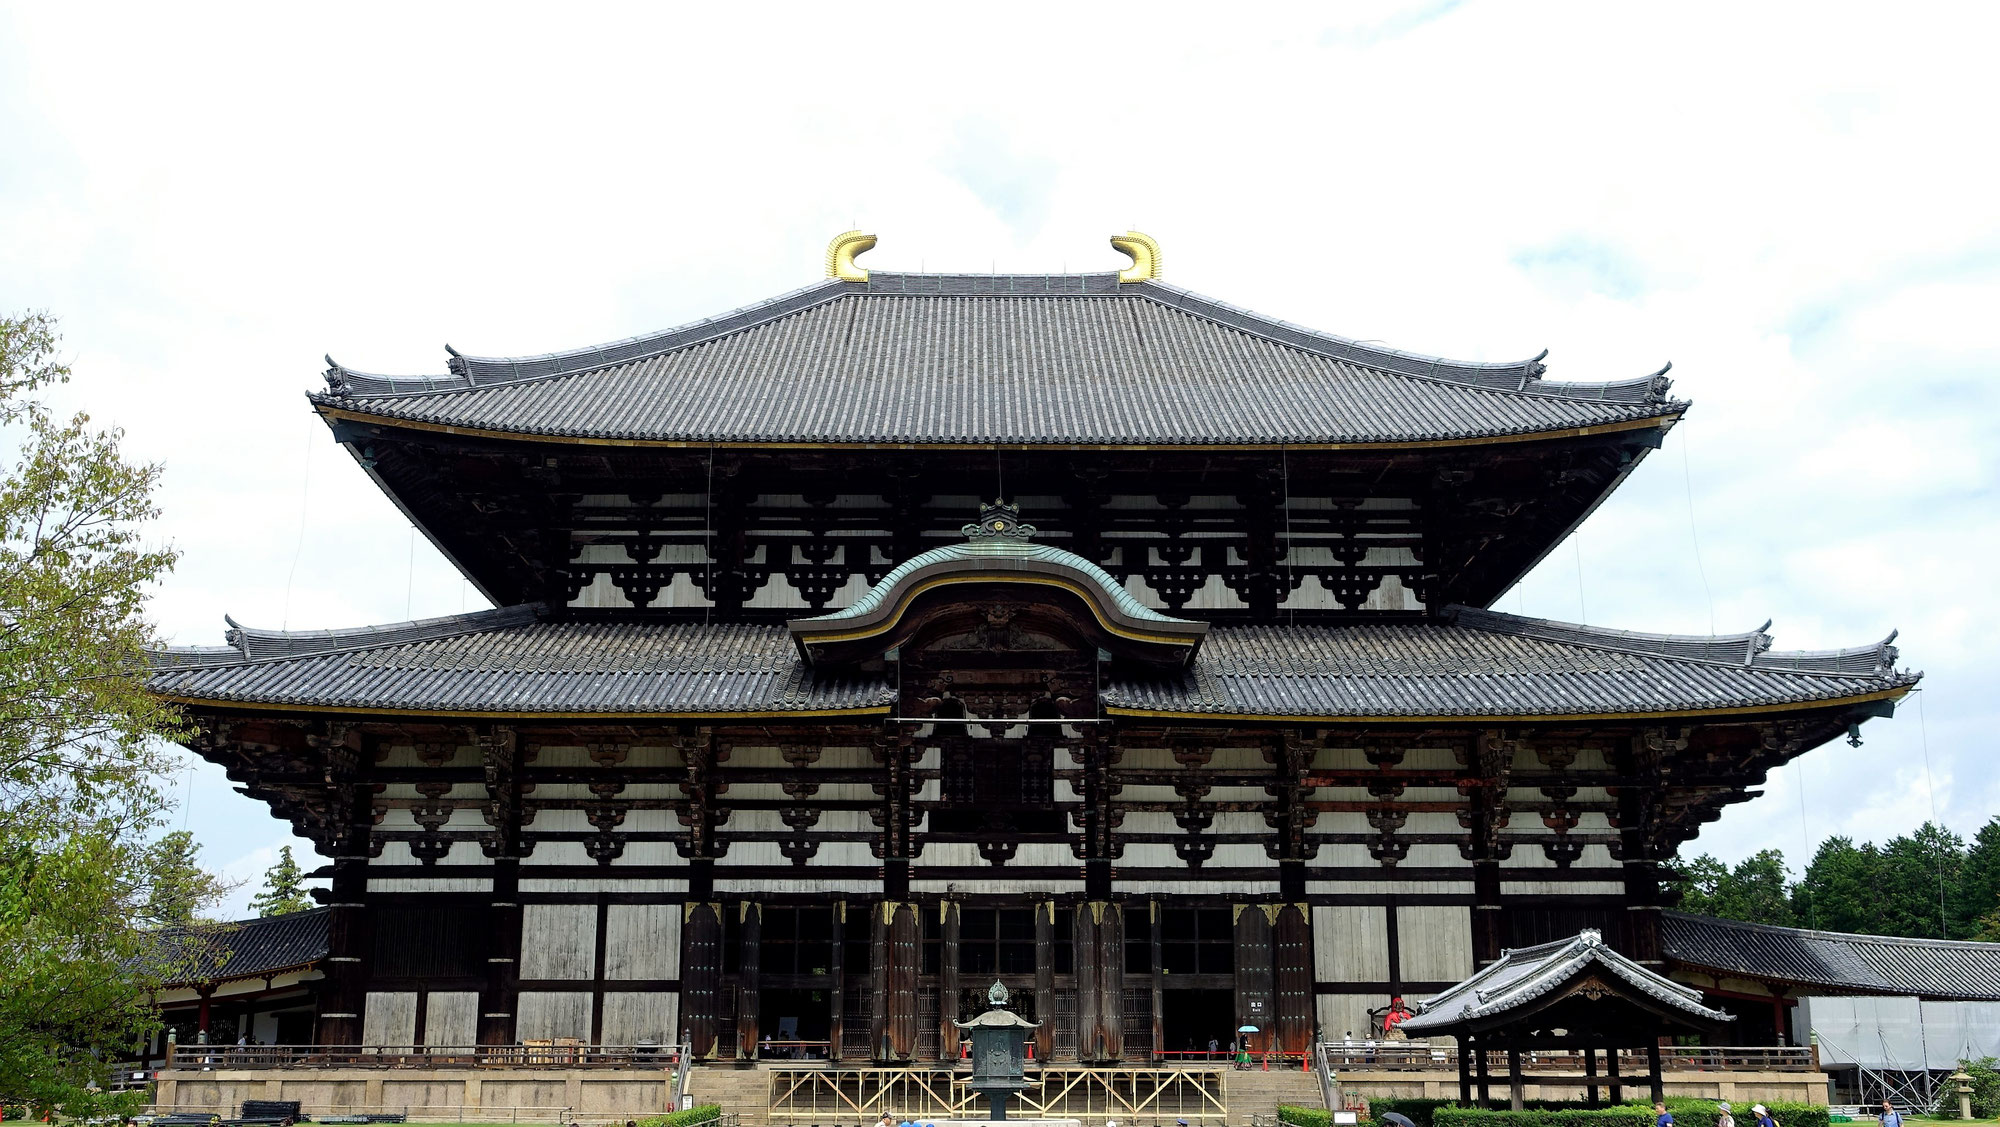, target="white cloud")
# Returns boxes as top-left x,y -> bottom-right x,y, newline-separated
3,0 -> 1996,891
